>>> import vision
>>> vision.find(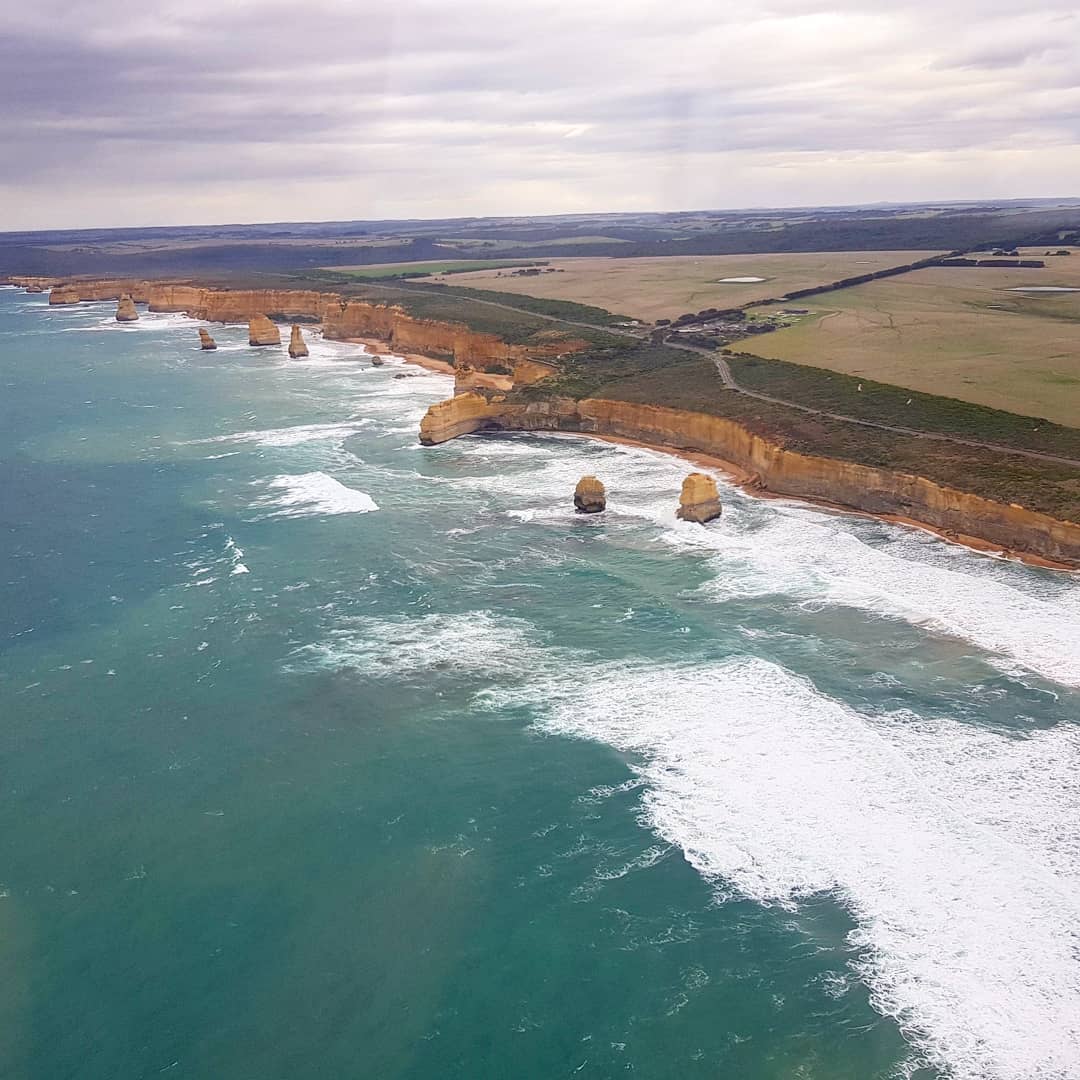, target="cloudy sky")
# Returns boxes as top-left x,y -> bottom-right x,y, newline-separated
2,0 -> 1077,230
